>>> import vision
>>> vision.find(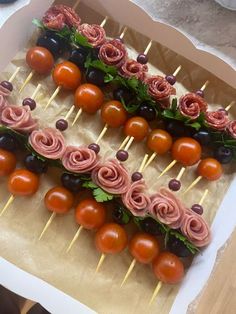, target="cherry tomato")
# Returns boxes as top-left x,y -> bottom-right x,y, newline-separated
152,252 -> 184,284
26,46 -> 54,74
95,223 -> 128,254
75,198 -> 106,230
101,100 -> 127,128
147,129 -> 173,155
0,149 -> 16,176
124,117 -> 149,141
53,61 -> 81,90
129,233 -> 160,264
8,169 -> 39,196
44,186 -> 74,214
197,158 -> 222,180
74,83 -> 104,114
172,137 -> 201,166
